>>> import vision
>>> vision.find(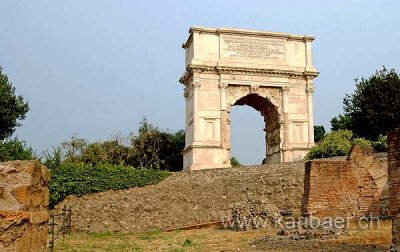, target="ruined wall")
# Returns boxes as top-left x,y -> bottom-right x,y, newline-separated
388,128 -> 400,249
302,146 -> 384,218
0,160 -> 50,252
389,128 -> 400,214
